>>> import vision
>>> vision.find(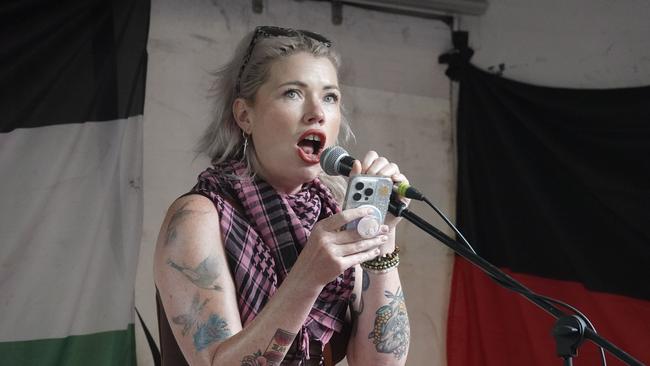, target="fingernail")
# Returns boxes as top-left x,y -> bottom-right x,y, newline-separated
380,235 -> 388,242
381,225 -> 389,233
366,208 -> 375,215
